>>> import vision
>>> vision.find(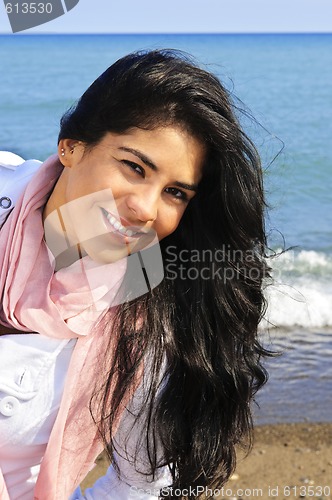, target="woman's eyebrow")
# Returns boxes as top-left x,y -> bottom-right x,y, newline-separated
119,146 -> 198,192
173,181 -> 198,192
119,147 -> 157,171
